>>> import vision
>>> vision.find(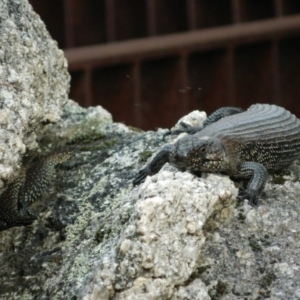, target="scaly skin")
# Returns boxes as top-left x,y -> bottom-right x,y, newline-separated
133,104 -> 300,205
0,149 -> 74,231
